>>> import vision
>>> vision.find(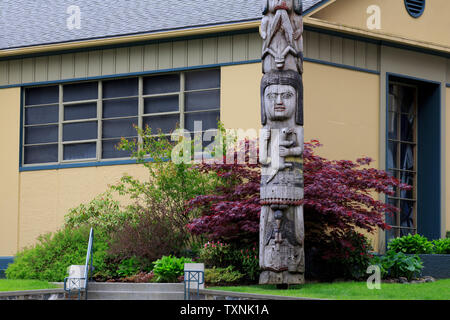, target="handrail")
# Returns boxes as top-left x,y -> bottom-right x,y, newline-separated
83,228 -> 94,300
184,270 -> 204,300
